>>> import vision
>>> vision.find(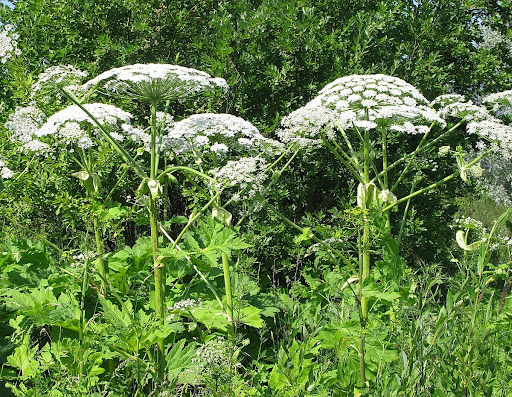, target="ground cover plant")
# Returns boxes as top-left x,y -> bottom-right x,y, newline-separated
1,1 -> 512,396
